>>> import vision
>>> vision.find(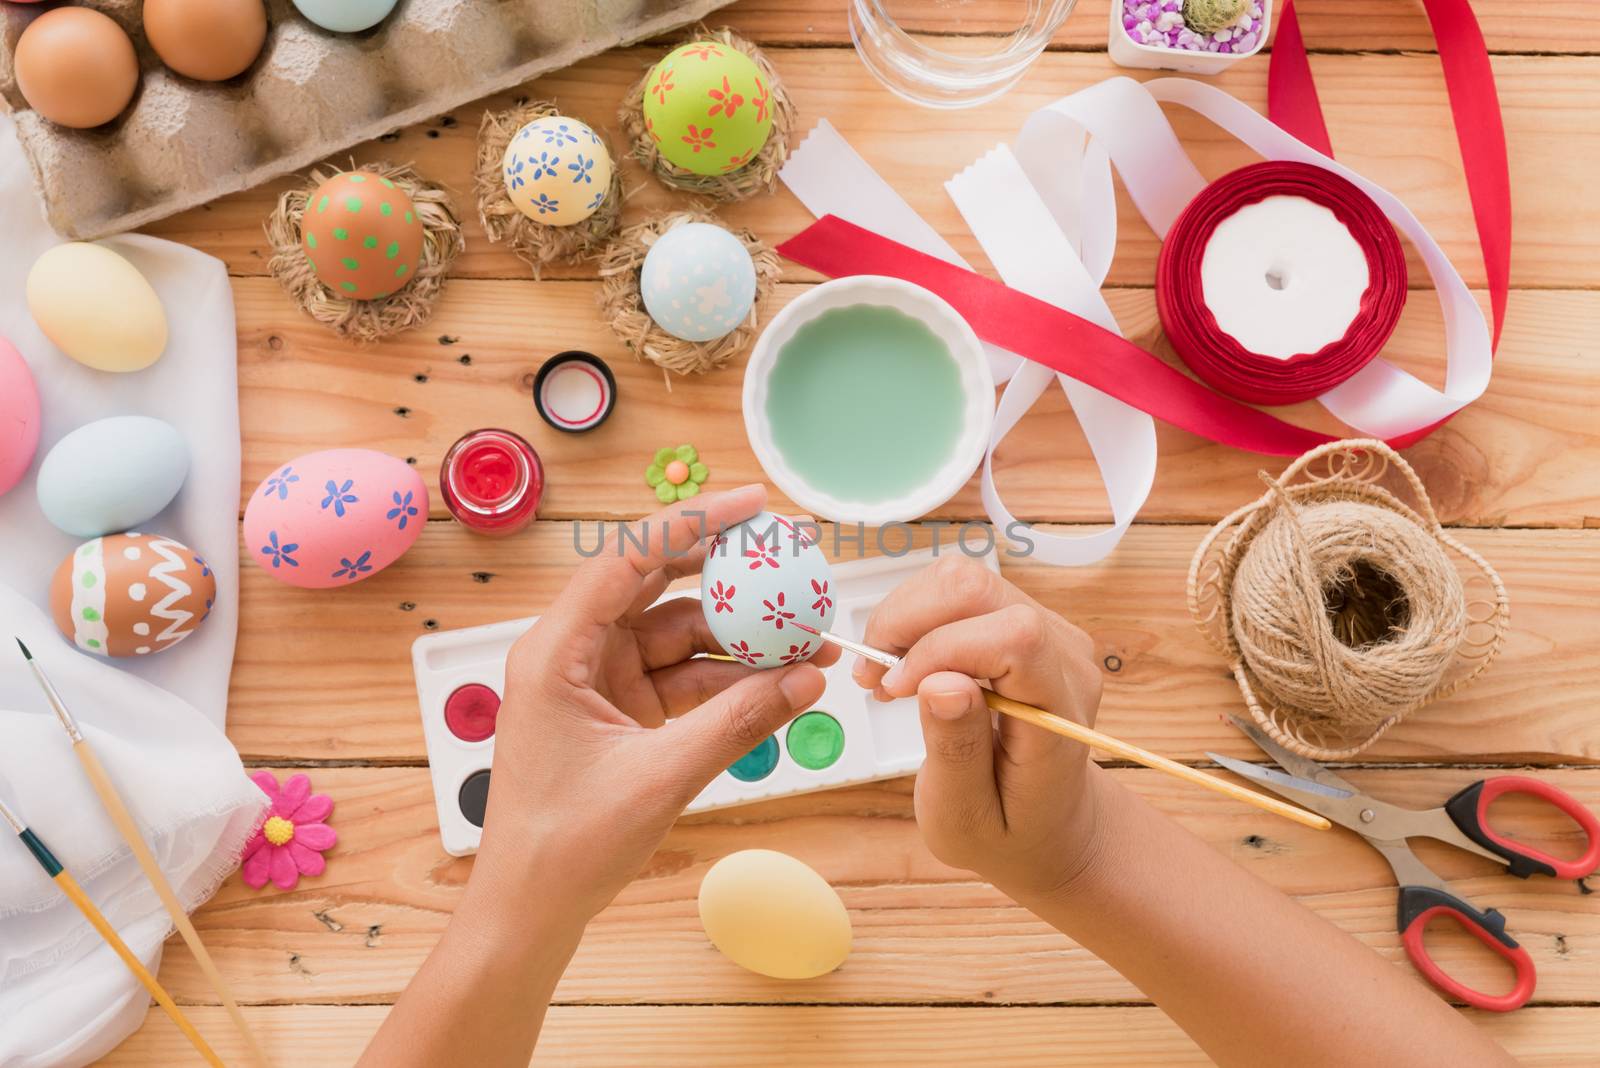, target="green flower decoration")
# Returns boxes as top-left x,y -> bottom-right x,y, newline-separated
645,444 -> 709,504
